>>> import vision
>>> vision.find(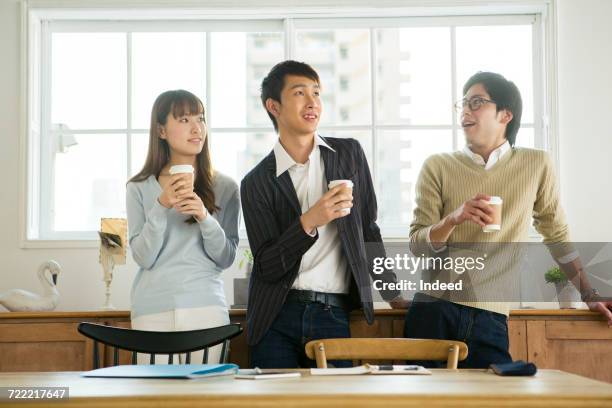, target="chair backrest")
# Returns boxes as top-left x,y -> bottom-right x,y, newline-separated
78,322 -> 243,368
304,338 -> 468,369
